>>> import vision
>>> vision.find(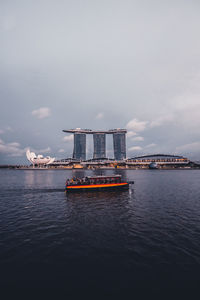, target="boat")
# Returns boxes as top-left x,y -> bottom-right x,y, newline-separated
65,175 -> 133,192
